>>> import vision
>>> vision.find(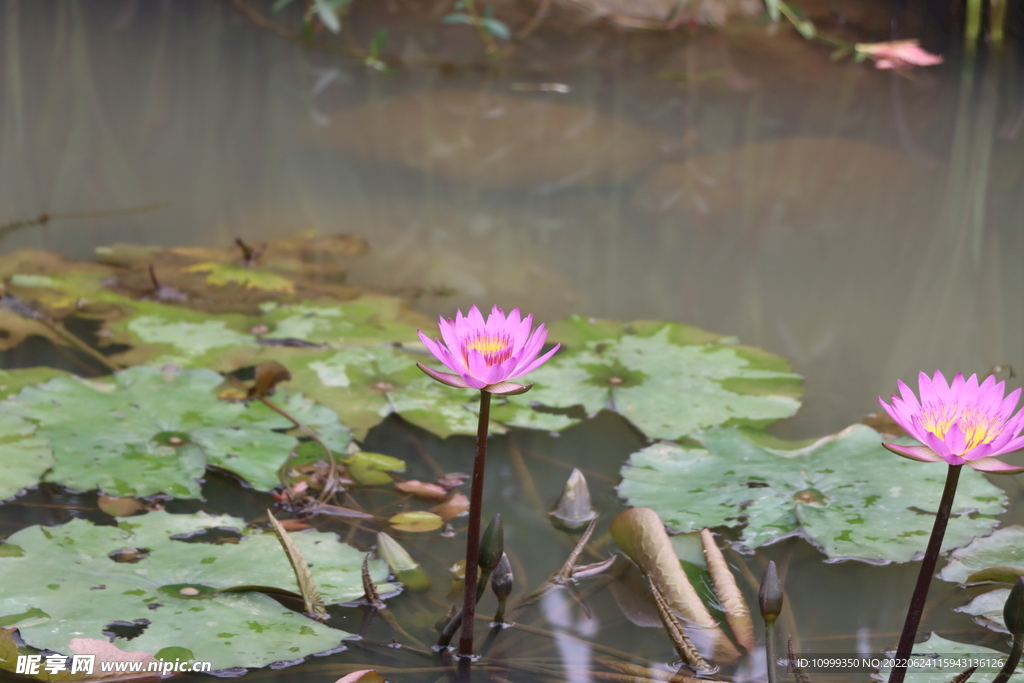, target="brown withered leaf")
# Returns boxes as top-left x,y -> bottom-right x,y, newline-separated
250,360 -> 292,398
433,493 -> 470,521
437,472 -> 471,489
98,495 -> 147,518
395,480 -> 449,503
